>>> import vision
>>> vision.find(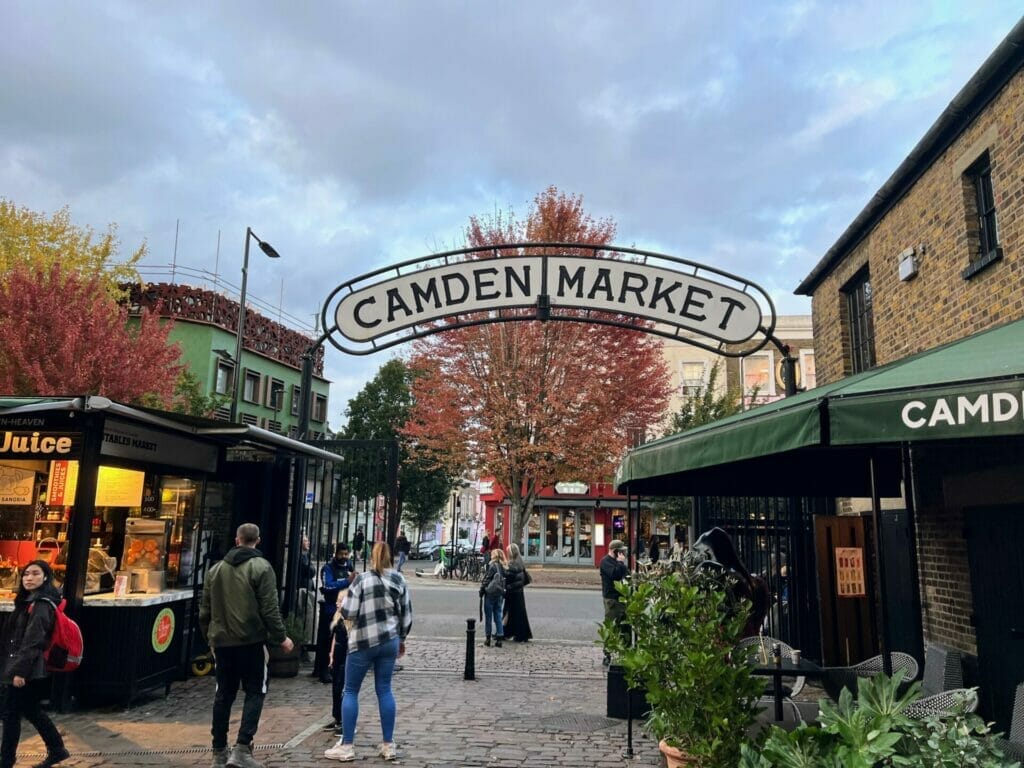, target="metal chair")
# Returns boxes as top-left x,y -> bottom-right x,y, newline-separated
904,687 -> 979,719
997,682 -> 1024,761
921,642 -> 964,696
737,635 -> 805,698
821,652 -> 919,701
